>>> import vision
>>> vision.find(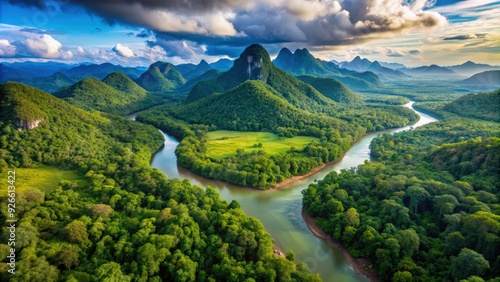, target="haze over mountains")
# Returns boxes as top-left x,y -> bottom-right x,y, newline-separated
273,48 -> 383,91
1,47 -> 499,96
338,57 -> 500,79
